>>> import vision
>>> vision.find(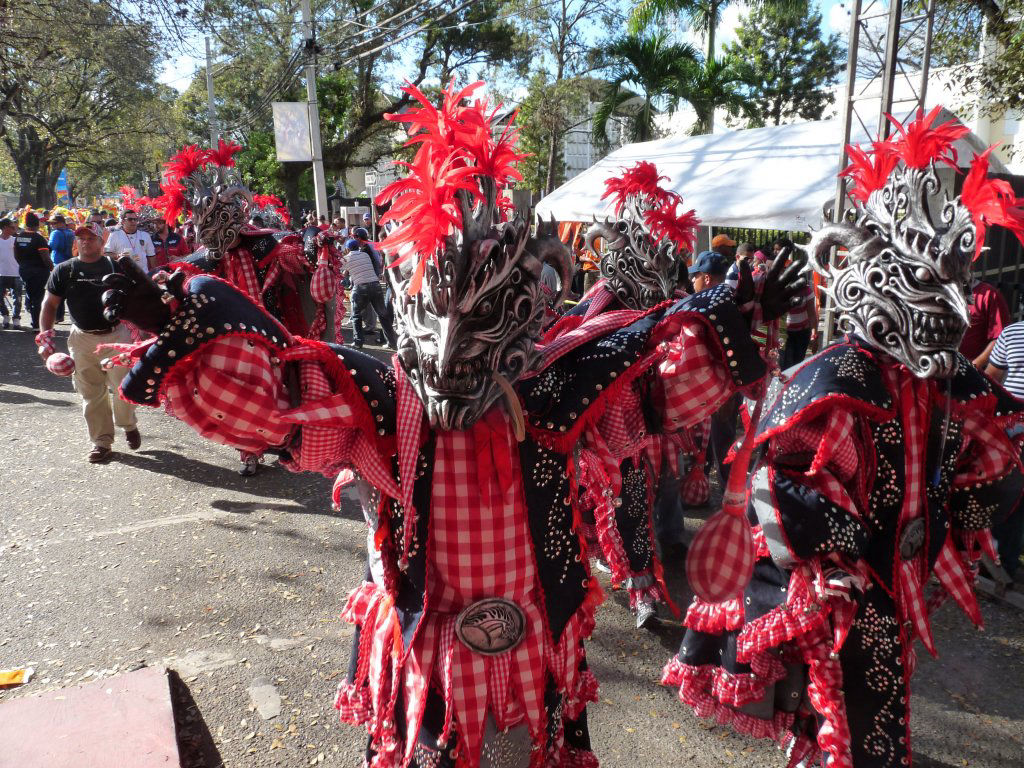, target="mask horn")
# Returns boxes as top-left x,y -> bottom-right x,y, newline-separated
801,222 -> 882,276
533,214 -> 573,306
